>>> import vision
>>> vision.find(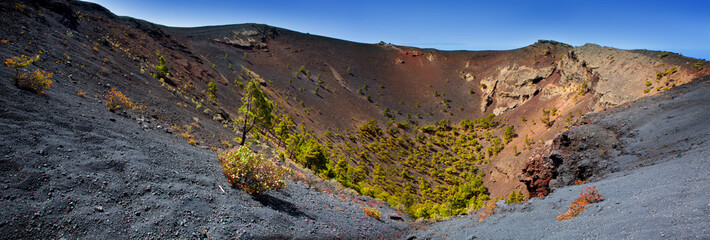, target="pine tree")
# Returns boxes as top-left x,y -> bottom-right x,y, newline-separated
236,79 -> 274,145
